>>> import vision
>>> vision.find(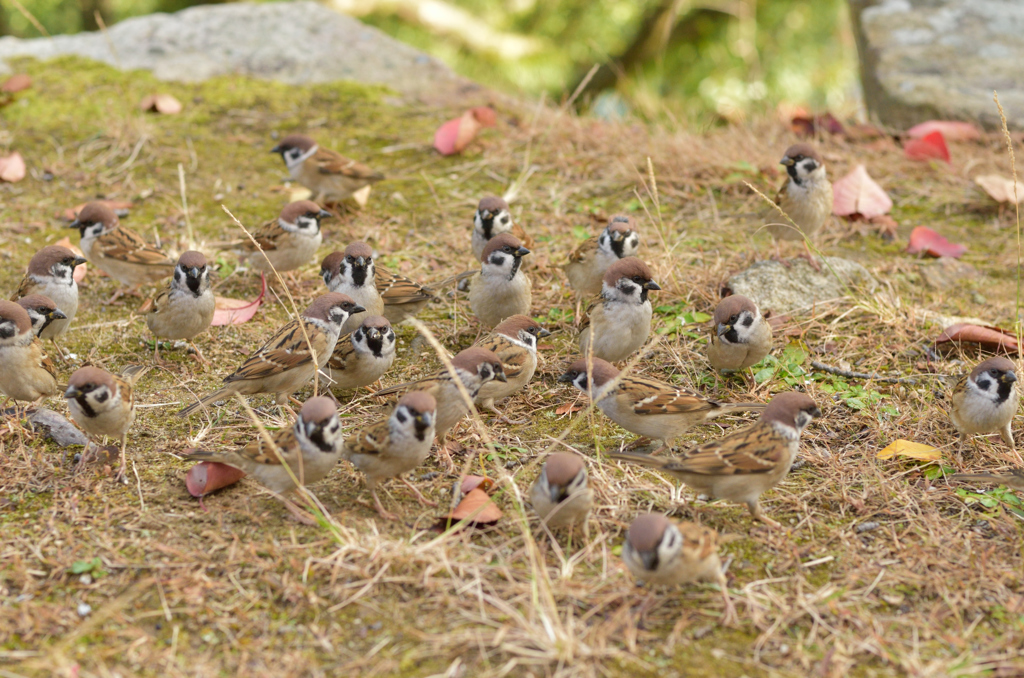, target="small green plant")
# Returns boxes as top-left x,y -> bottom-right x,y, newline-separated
753,344 -> 809,385
957,486 -> 1024,519
70,557 -> 105,578
815,376 -> 885,411
654,303 -> 711,338
539,307 -> 574,324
